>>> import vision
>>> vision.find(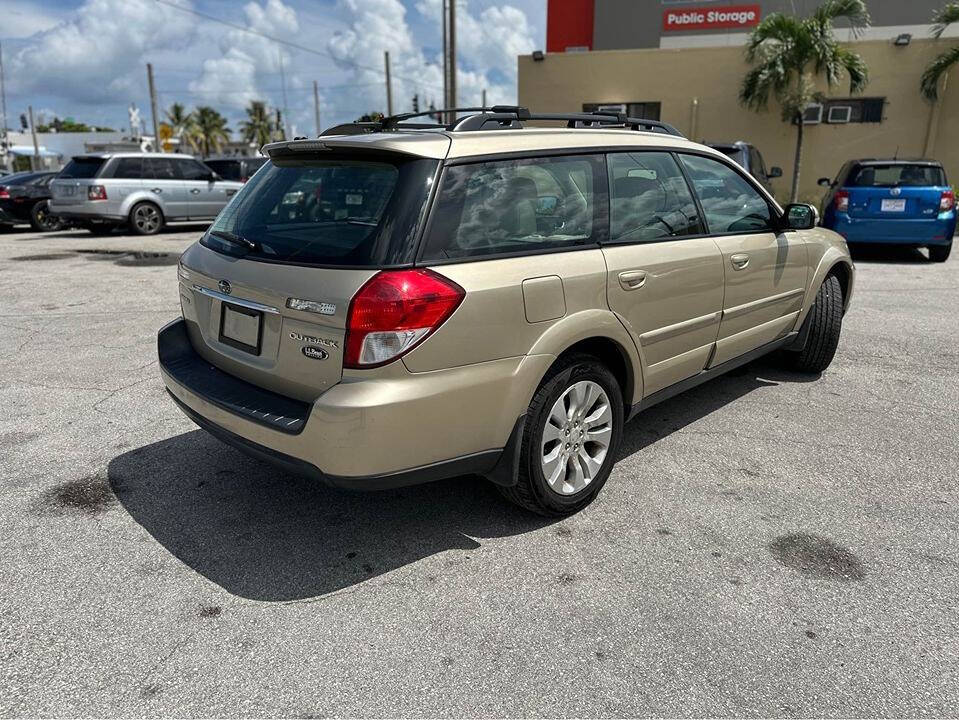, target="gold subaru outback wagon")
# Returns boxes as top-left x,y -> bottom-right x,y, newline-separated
159,107 -> 853,516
